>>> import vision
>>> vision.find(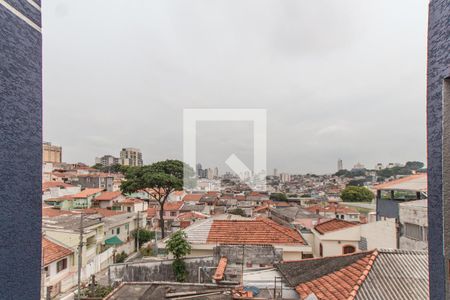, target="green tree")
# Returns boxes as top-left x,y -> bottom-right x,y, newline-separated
405,161 -> 425,171
132,229 -> 155,247
166,231 -> 192,282
121,160 -> 195,238
228,208 -> 247,217
270,193 -> 288,202
340,186 -> 374,202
